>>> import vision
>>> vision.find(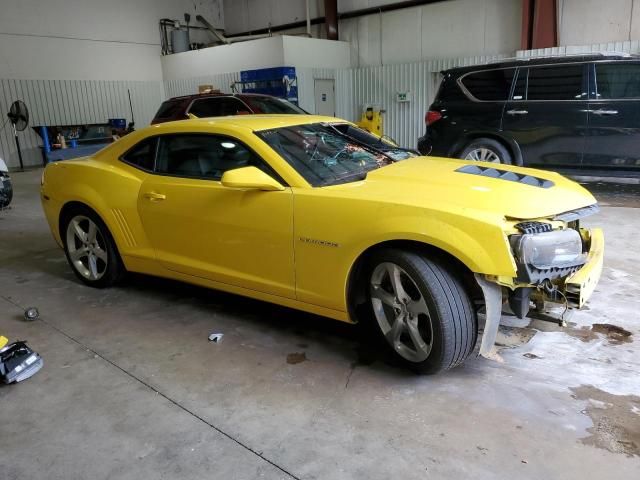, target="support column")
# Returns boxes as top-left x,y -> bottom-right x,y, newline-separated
521,0 -> 558,50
